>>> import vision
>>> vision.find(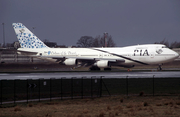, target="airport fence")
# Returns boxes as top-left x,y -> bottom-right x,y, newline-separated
0,76 -> 180,105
